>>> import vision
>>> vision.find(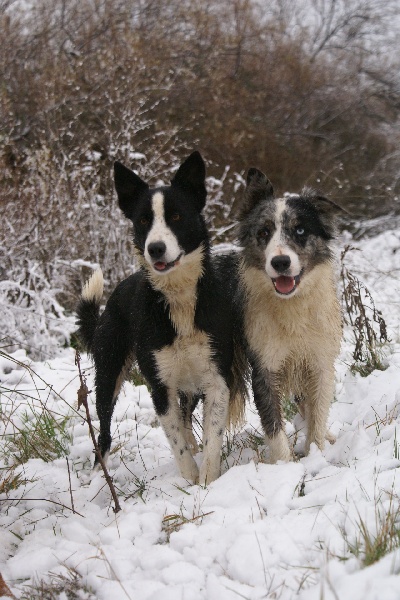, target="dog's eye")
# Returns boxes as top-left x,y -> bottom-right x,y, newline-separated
171,213 -> 180,221
258,227 -> 270,239
296,226 -> 305,236
140,217 -> 149,225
